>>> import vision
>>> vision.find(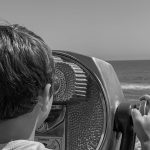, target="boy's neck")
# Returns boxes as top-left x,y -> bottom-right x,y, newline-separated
0,113 -> 37,144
